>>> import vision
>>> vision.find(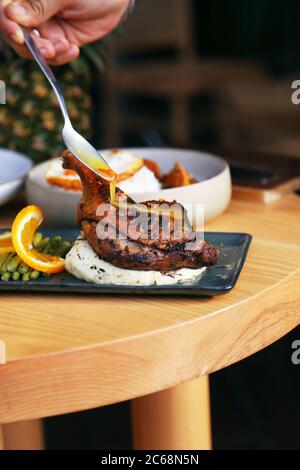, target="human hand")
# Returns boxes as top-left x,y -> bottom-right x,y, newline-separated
0,0 -> 130,65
